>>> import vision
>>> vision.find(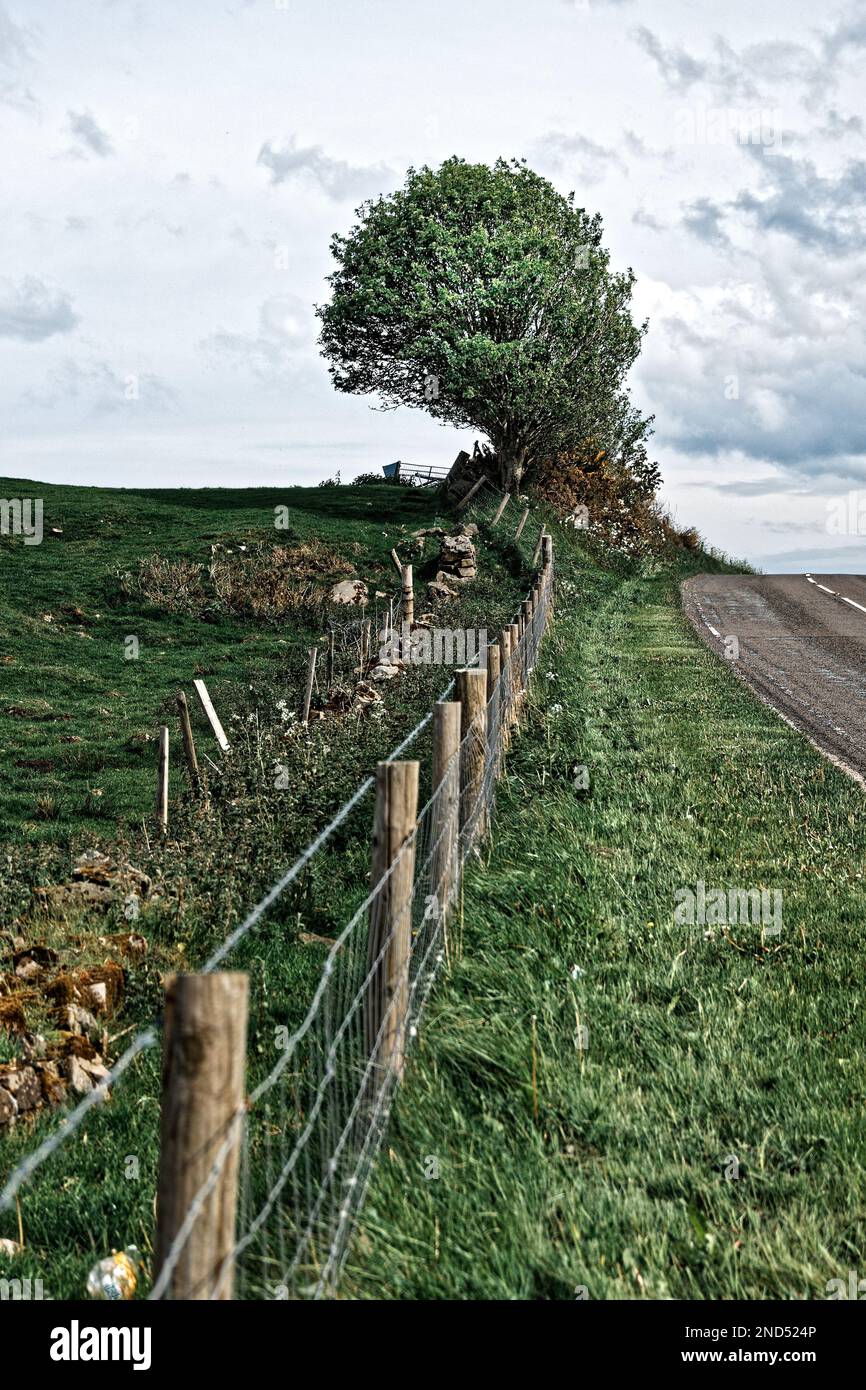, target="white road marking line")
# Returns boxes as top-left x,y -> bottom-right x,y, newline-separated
806,572 -> 866,612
